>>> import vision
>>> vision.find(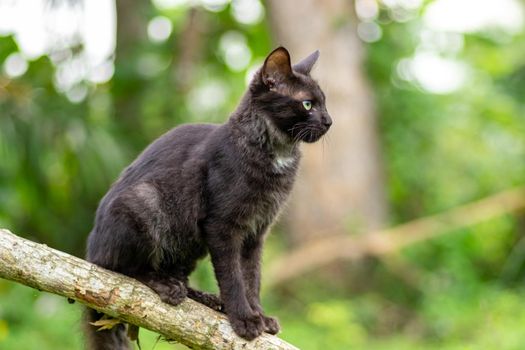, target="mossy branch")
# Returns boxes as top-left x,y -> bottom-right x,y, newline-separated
0,228 -> 298,350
